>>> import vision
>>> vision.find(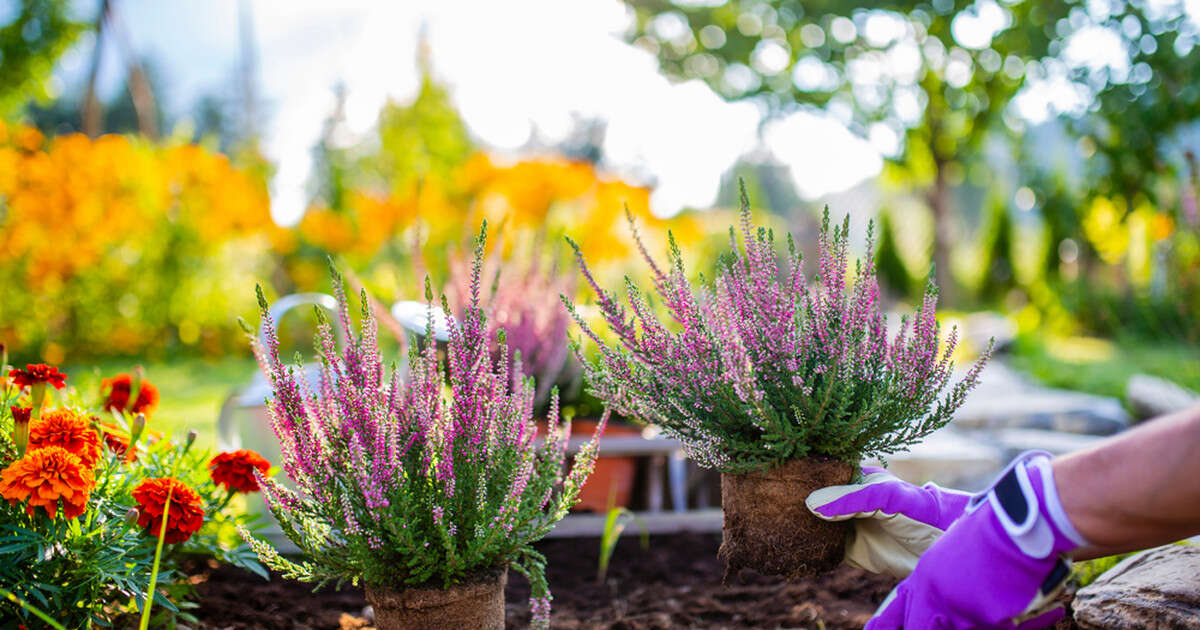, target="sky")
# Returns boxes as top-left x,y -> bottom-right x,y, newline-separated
46,0 -> 1200,224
